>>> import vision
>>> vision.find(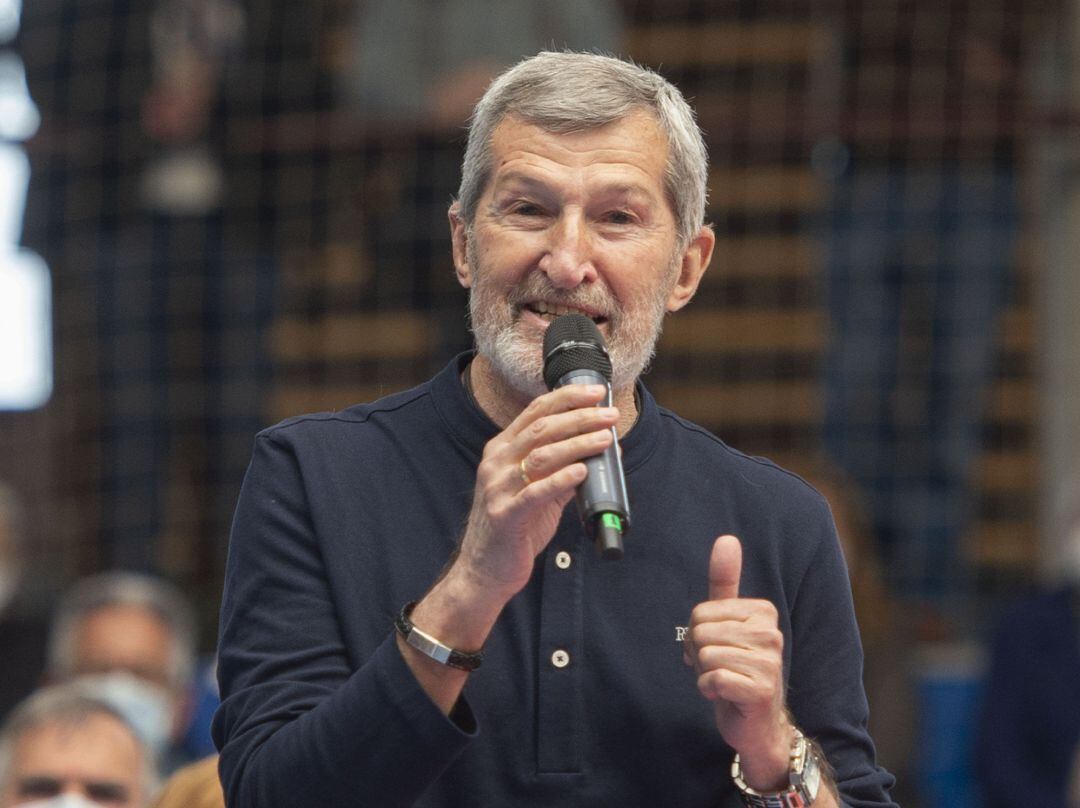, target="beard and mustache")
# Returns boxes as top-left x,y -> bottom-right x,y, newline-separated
467,244 -> 678,401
